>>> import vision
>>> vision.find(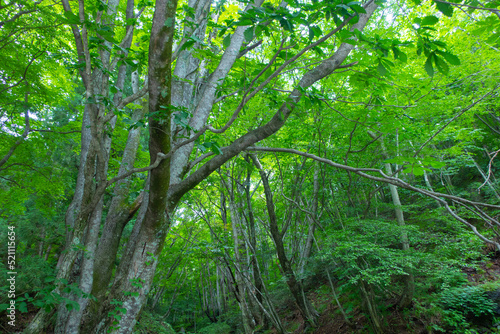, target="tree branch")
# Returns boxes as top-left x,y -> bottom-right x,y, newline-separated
245,146 -> 500,248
